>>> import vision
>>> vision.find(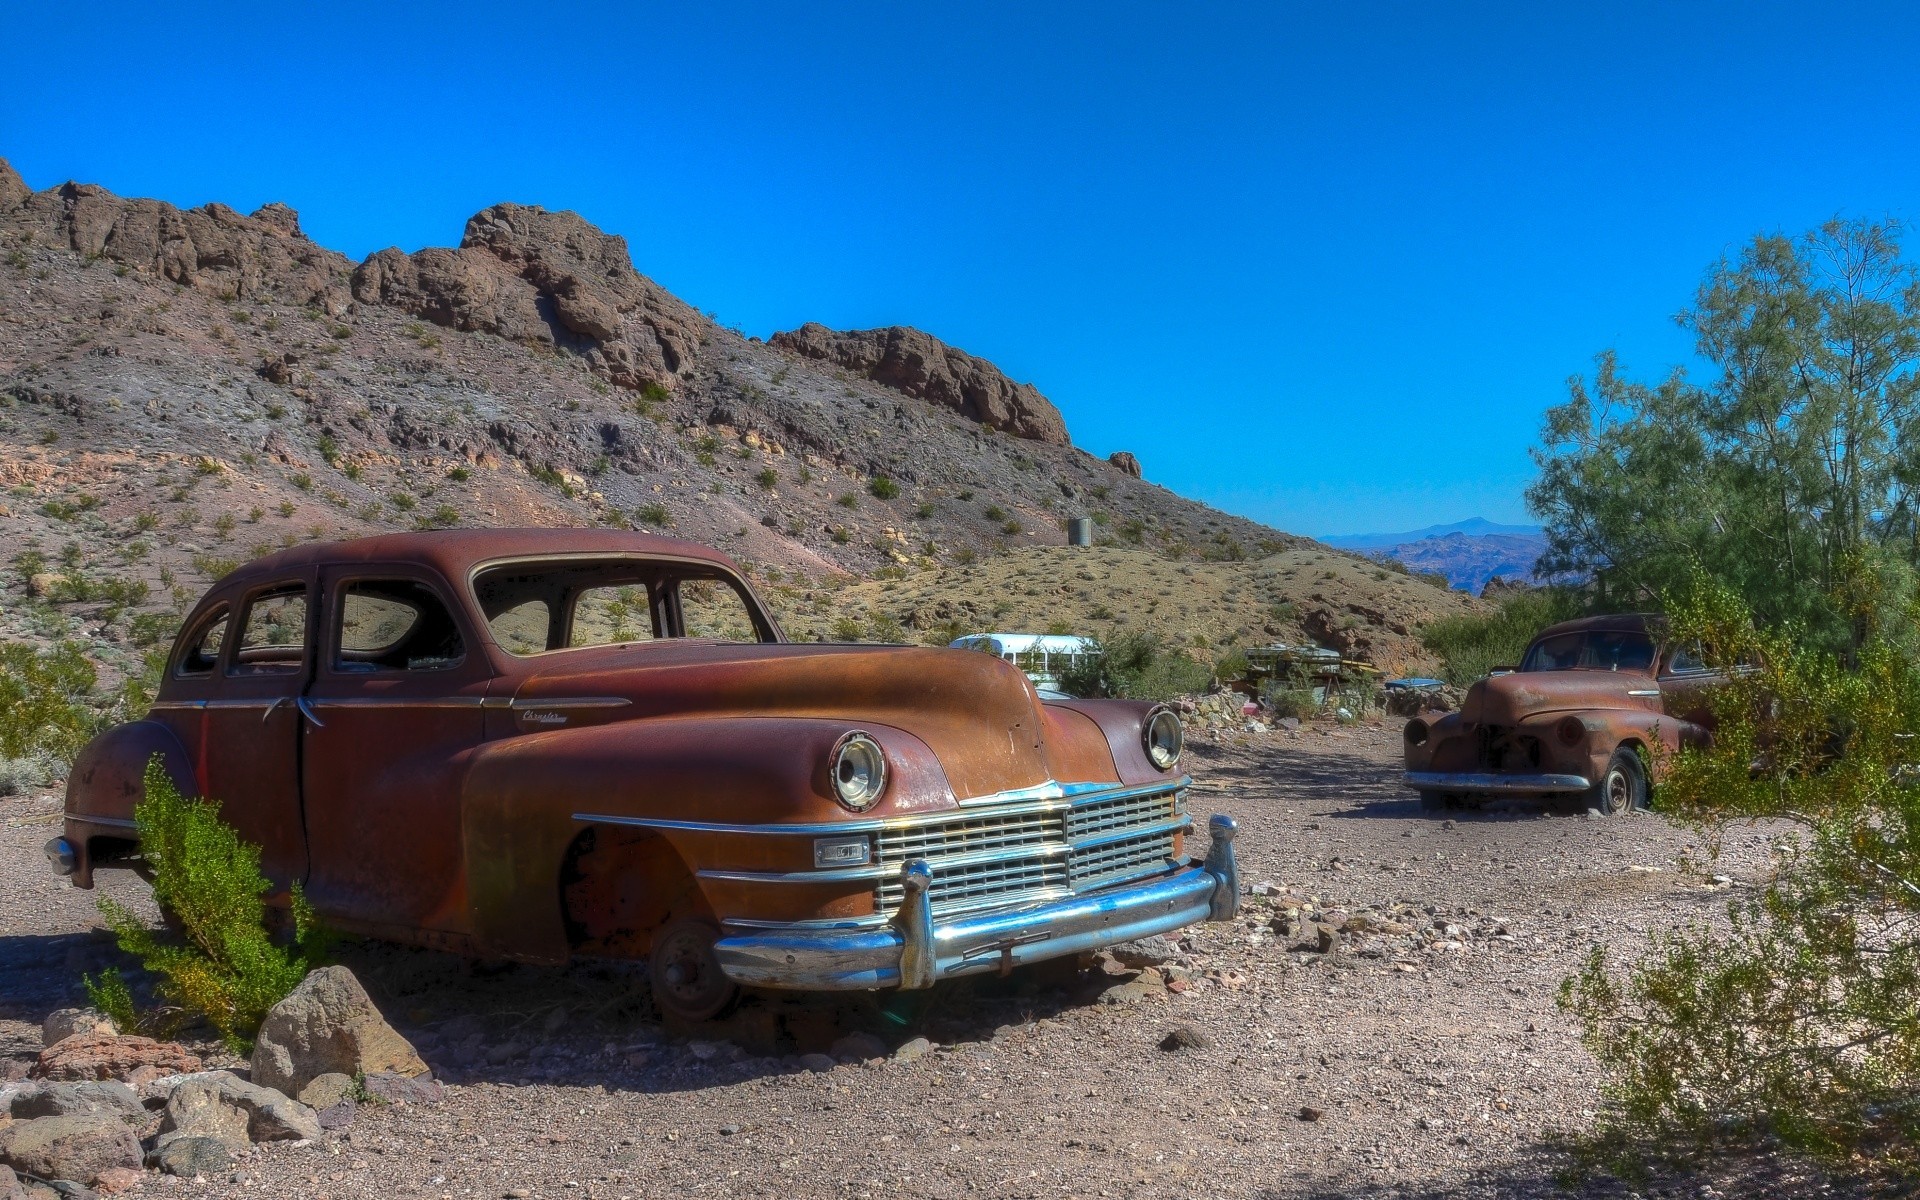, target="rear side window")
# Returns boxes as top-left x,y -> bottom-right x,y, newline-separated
678,578 -> 758,641
174,606 -> 230,677
336,580 -> 466,672
231,585 -> 308,676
